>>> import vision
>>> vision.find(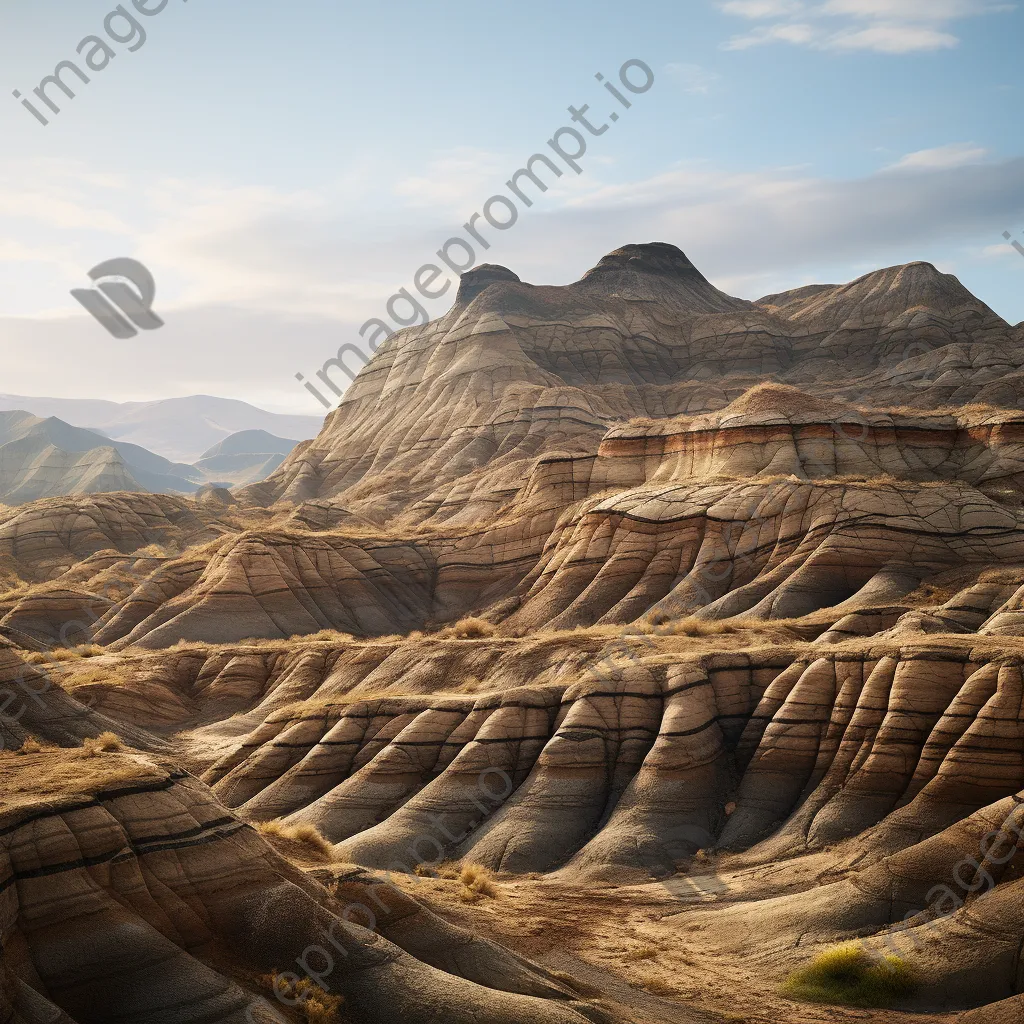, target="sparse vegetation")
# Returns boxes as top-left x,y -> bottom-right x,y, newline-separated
457,674 -> 490,693
640,614 -> 803,642
632,971 -> 680,996
131,543 -> 176,558
82,732 -> 123,756
416,860 -> 499,901
305,628 -> 358,643
255,819 -> 336,862
438,616 -> 497,639
258,973 -> 344,1023
15,738 -> 43,755
0,577 -> 31,601
781,944 -> 918,1007
456,861 -> 499,900
59,660 -> 138,700
623,944 -> 659,962
24,643 -> 104,664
